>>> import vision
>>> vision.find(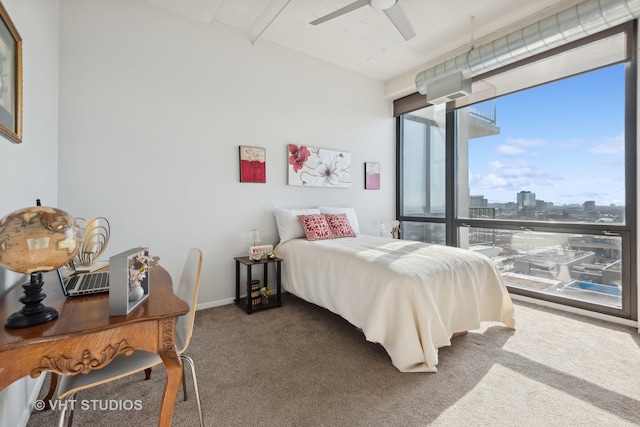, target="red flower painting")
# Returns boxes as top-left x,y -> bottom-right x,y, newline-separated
288,144 -> 310,173
287,144 -> 351,188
